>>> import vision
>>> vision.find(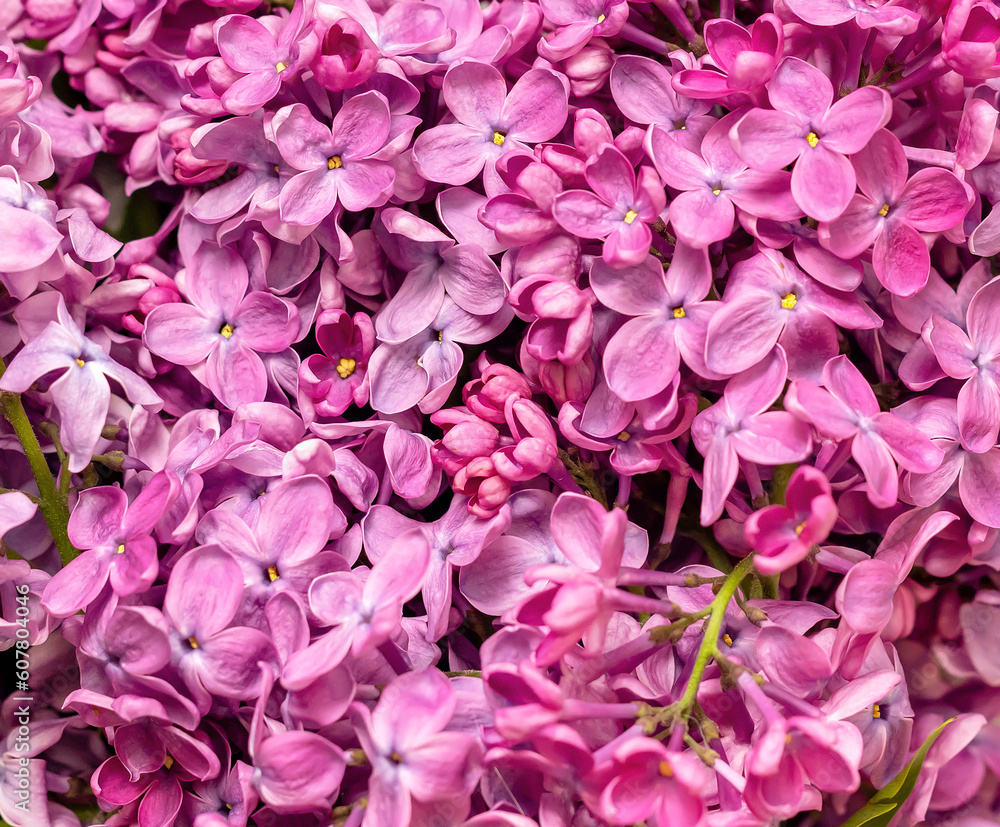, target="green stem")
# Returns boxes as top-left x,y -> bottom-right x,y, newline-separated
0,359 -> 77,565
675,554 -> 756,715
